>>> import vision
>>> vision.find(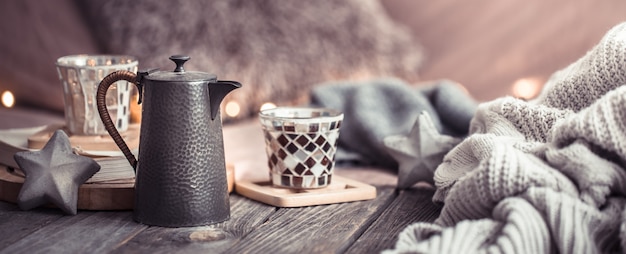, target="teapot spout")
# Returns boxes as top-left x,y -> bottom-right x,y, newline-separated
209,80 -> 242,120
